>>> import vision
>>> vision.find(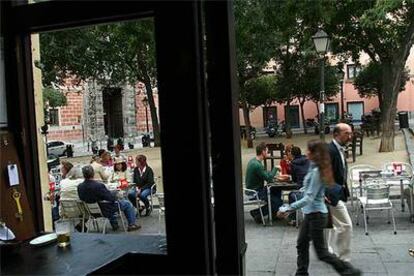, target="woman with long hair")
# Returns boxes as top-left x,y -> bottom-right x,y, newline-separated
278,139 -> 361,276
